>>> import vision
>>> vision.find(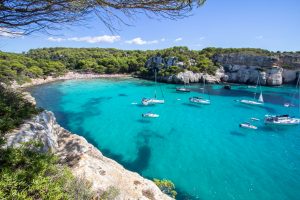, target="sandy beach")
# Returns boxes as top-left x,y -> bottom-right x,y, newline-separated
12,71 -> 132,89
